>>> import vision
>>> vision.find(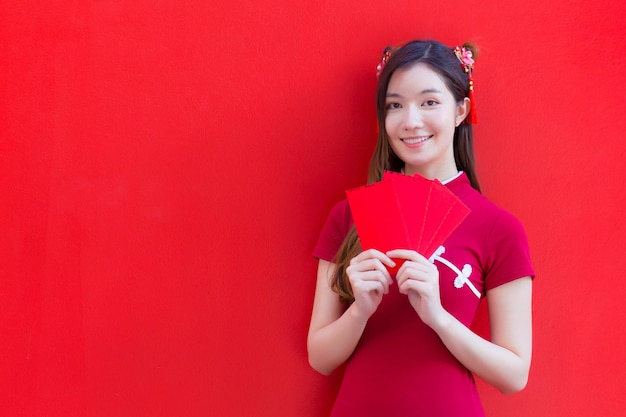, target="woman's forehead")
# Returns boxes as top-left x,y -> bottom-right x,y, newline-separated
387,64 -> 450,96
